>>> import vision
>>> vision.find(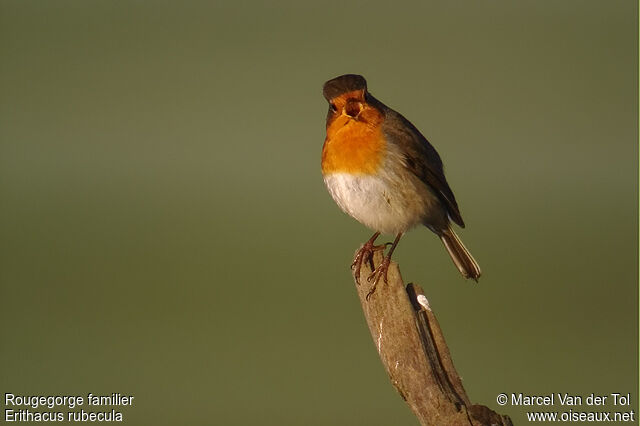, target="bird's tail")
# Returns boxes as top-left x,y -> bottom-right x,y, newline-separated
439,226 -> 481,281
